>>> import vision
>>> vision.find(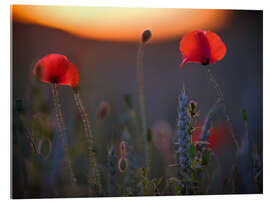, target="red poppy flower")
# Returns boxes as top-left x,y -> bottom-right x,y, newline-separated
192,123 -> 230,152
33,54 -> 79,88
179,30 -> 226,68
